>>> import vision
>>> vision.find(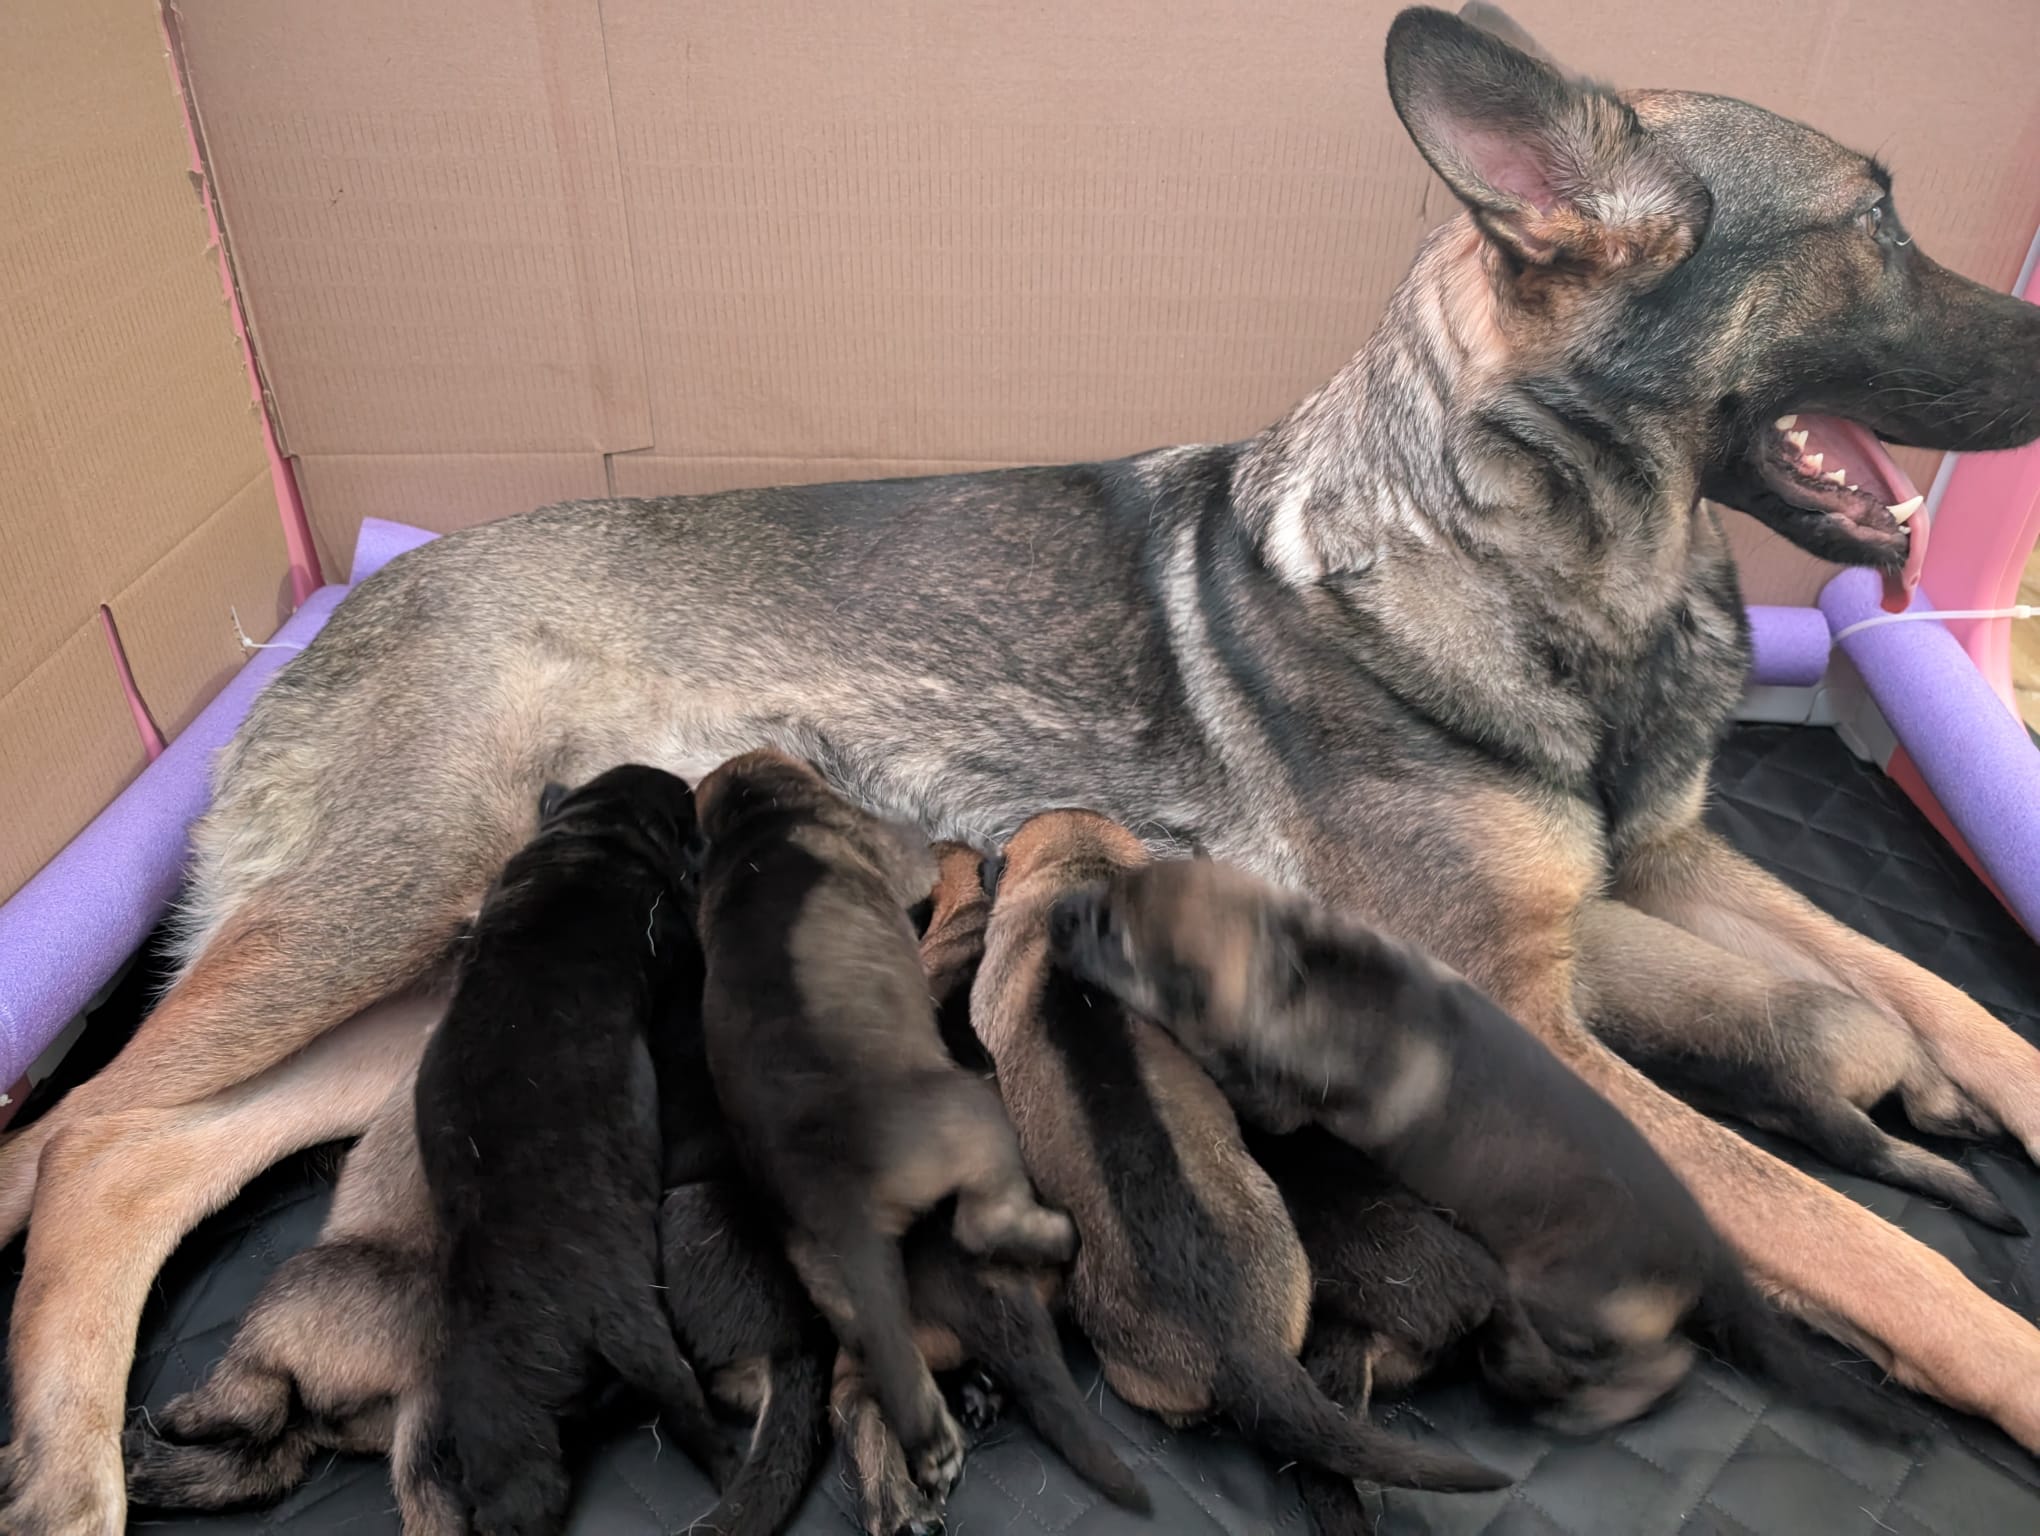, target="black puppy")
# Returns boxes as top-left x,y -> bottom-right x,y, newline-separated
414,765 -> 738,1535
1054,857 -> 1921,1440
